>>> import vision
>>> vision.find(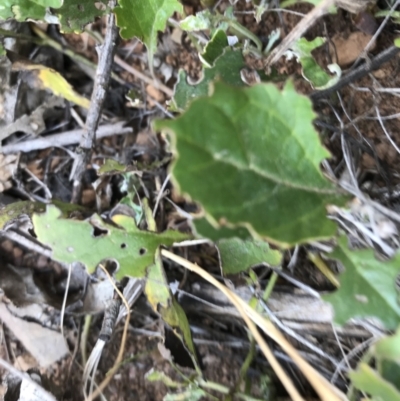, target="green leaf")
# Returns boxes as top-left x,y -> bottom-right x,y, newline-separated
29,0 -> 61,7
157,81 -> 343,246
395,37 -> 400,48
193,217 -> 250,241
172,48 -> 246,111
381,360 -> 400,390
98,159 -> 128,175
287,37 -> 341,89
145,369 -> 182,388
57,0 -> 108,33
349,363 -> 400,401
199,29 -> 228,67
0,0 -> 15,20
145,249 -> 200,372
350,329 -> 400,390
0,200 -> 86,229
374,327 -> 400,364
0,0 -> 103,30
114,0 -> 182,69
10,0 -> 47,20
218,238 -> 282,275
32,205 -> 189,279
323,236 -> 400,329
376,11 -> 400,25
179,9 -> 213,31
